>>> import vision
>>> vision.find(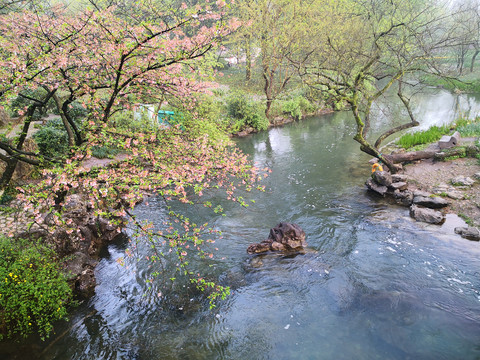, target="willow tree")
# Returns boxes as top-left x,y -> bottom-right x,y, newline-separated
295,0 -> 461,172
